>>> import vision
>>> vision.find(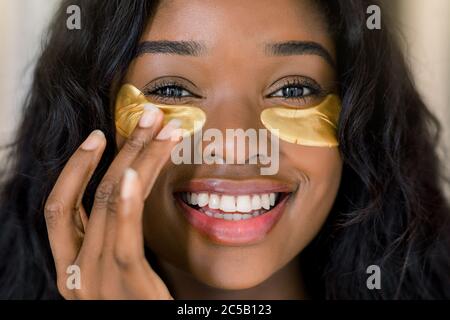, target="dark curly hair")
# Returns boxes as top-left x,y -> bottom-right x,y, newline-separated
0,0 -> 449,299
